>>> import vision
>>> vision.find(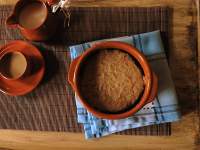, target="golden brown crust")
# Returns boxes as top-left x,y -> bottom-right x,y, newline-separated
79,49 -> 144,113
